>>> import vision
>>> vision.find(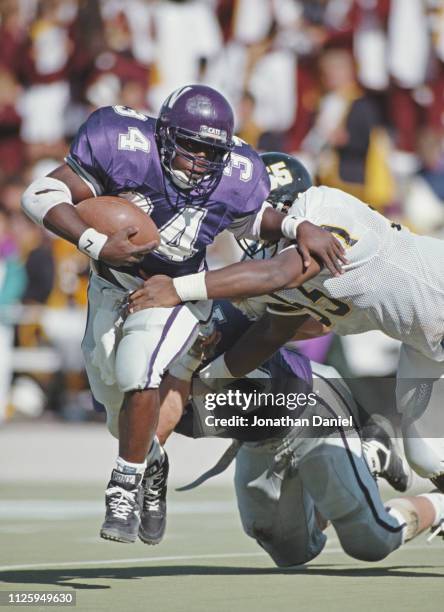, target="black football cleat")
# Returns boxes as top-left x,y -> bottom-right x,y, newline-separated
100,470 -> 143,543
139,452 -> 169,545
